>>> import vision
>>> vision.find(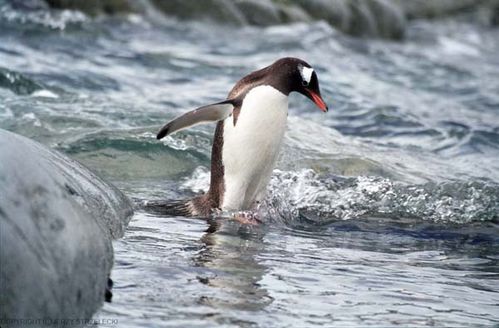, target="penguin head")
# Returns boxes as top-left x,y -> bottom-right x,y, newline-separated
269,57 -> 328,112
293,60 -> 328,112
